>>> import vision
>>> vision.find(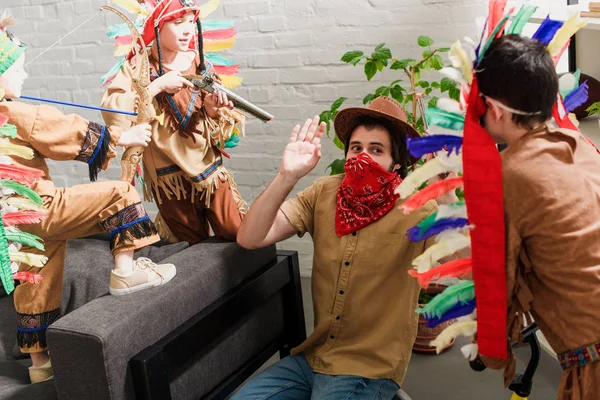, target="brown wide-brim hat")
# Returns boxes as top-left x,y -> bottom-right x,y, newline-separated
334,96 -> 421,163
